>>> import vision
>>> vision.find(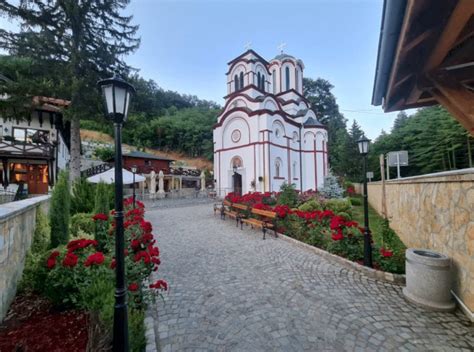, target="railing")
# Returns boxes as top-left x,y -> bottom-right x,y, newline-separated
81,163 -> 112,177
0,139 -> 54,159
0,189 -> 15,205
